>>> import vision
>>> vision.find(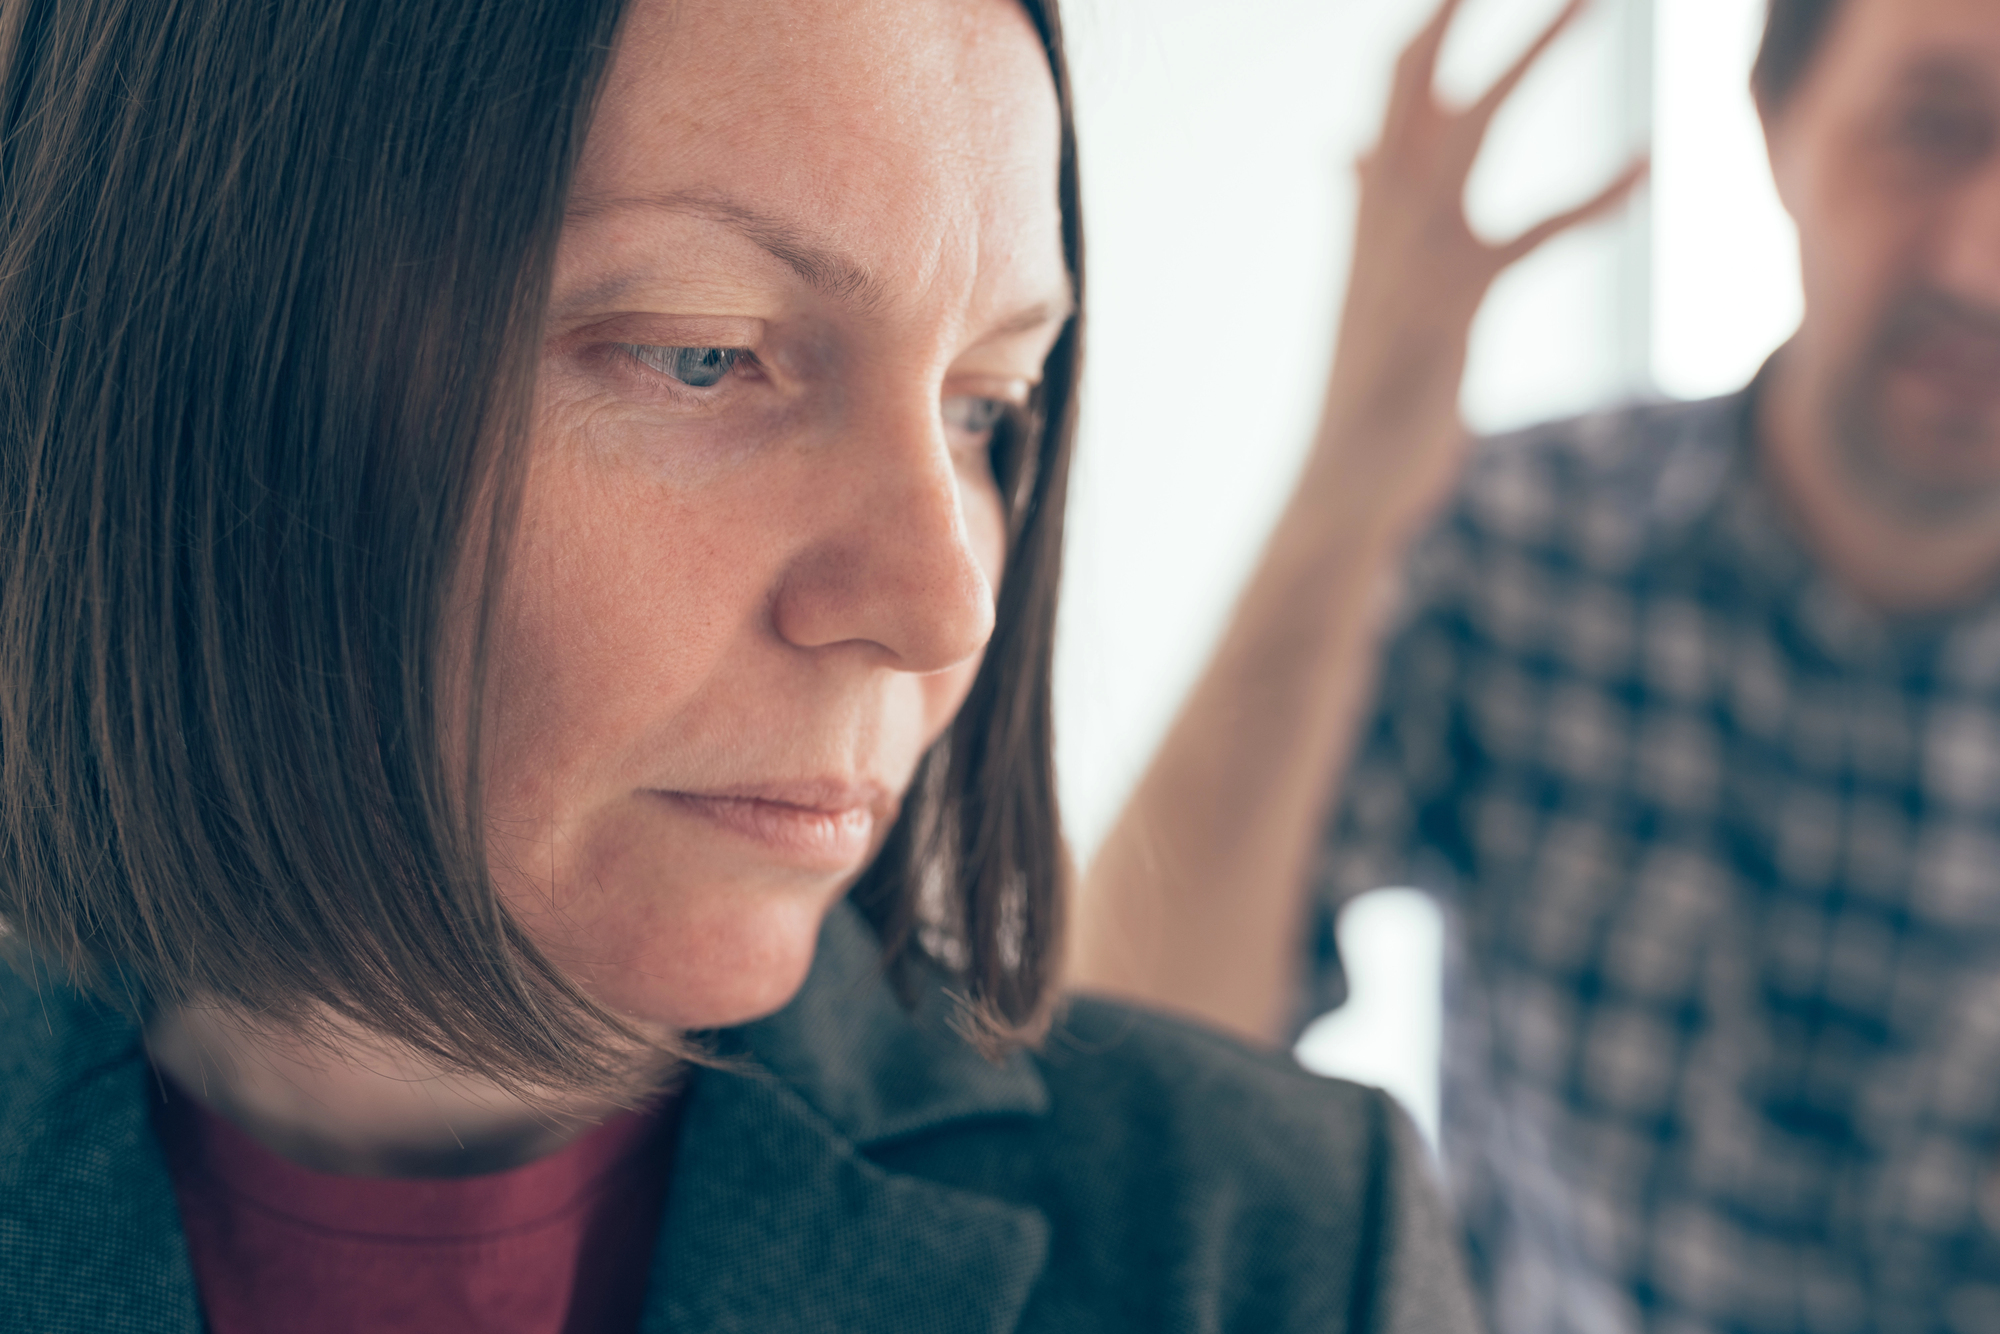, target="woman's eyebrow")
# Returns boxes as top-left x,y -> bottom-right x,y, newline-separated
563,189 -> 1074,336
566,189 -> 891,310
